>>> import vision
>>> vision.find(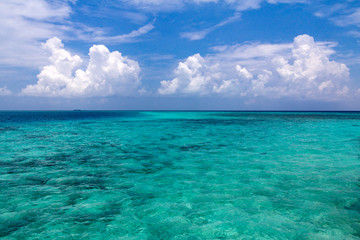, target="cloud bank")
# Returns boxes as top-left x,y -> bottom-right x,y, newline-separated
21,37 -> 141,97
159,34 -> 350,100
